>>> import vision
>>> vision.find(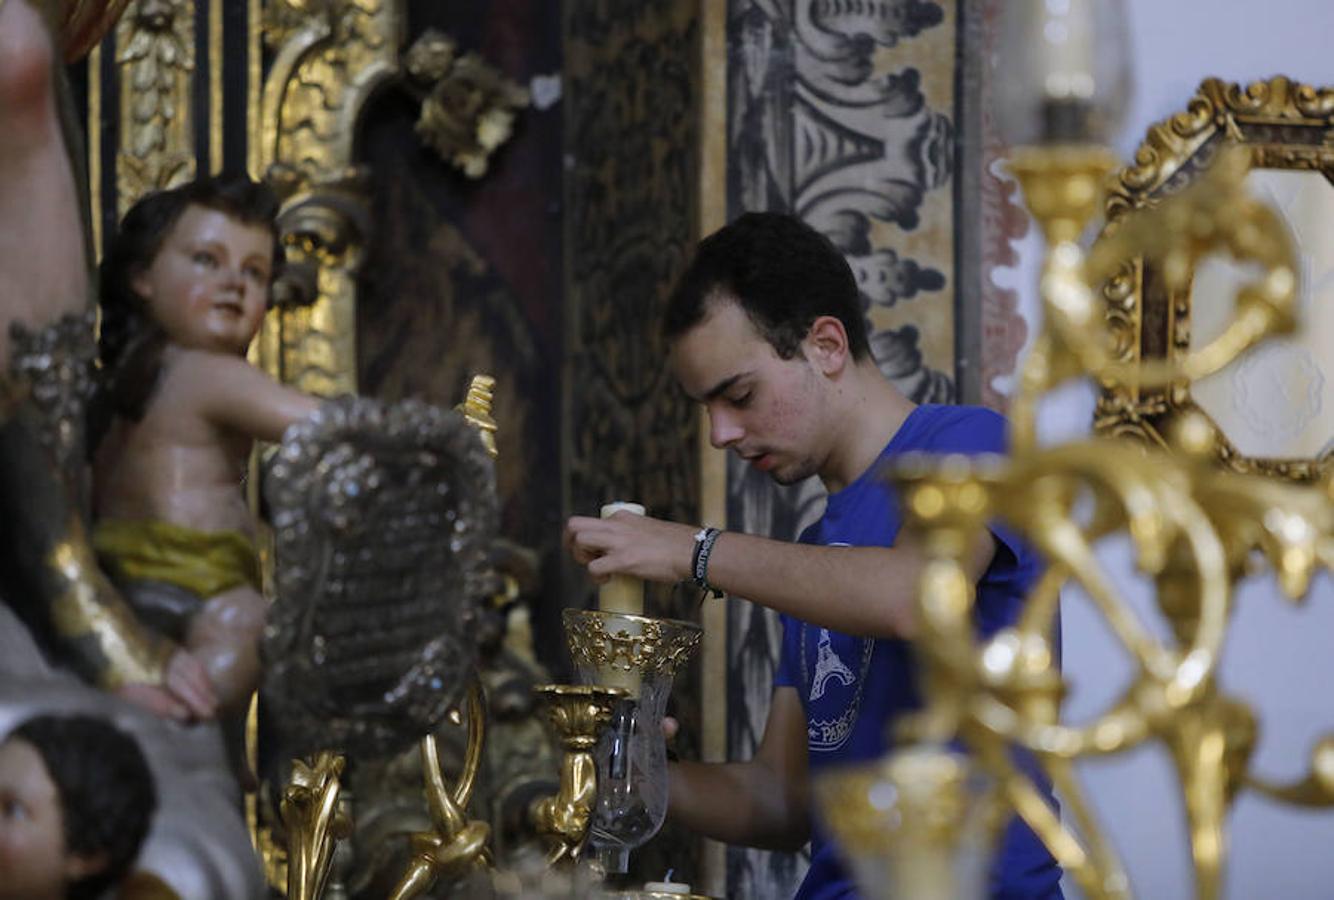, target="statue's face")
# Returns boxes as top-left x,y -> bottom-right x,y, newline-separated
132,204 -> 274,356
0,738 -> 70,900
